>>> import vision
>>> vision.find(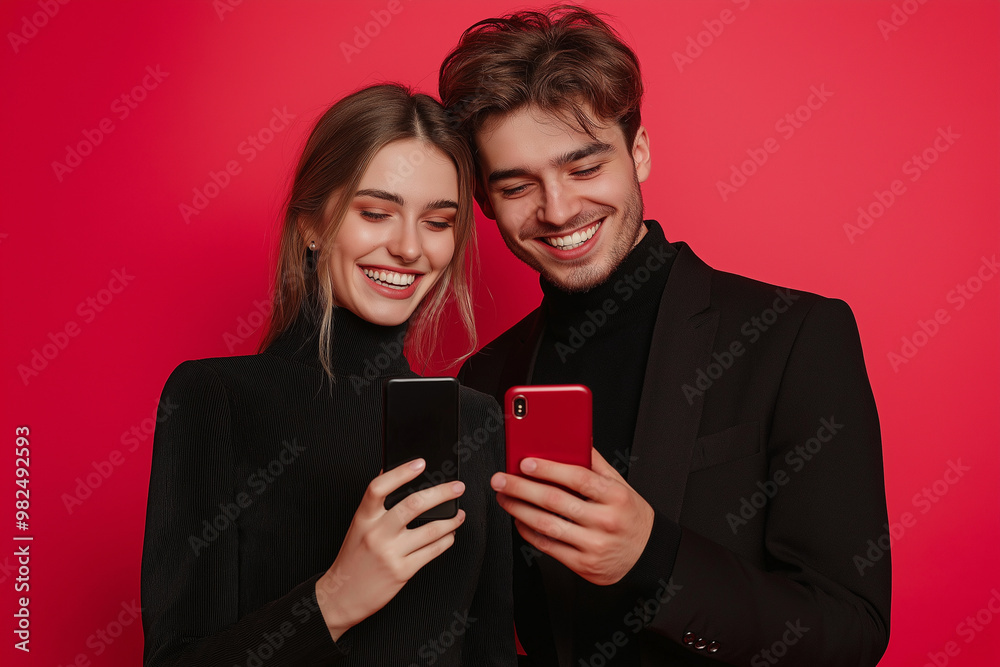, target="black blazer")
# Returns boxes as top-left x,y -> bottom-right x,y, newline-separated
460,241 -> 891,666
